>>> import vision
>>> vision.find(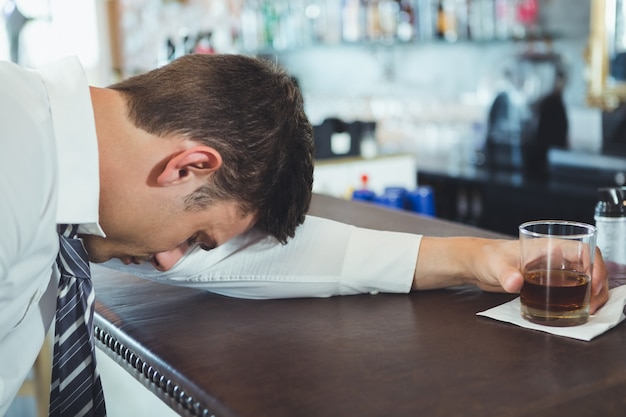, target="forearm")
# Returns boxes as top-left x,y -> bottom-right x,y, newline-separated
413,237 -> 479,290
412,236 -> 522,293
